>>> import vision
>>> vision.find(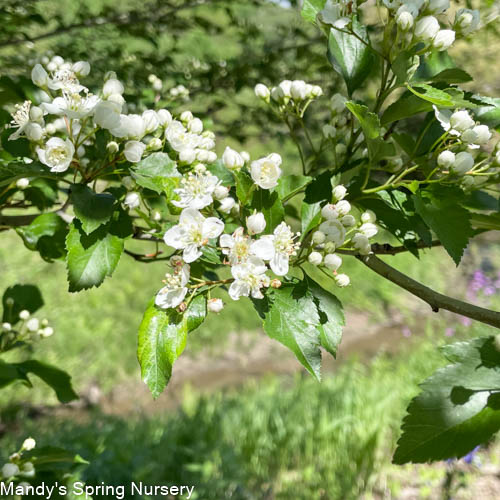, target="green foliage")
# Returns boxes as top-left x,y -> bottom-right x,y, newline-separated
130,152 -> 181,196
2,284 -> 43,324
71,184 -> 116,235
